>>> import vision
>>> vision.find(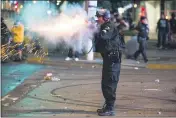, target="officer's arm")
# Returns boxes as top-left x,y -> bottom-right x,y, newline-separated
100,24 -> 115,40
